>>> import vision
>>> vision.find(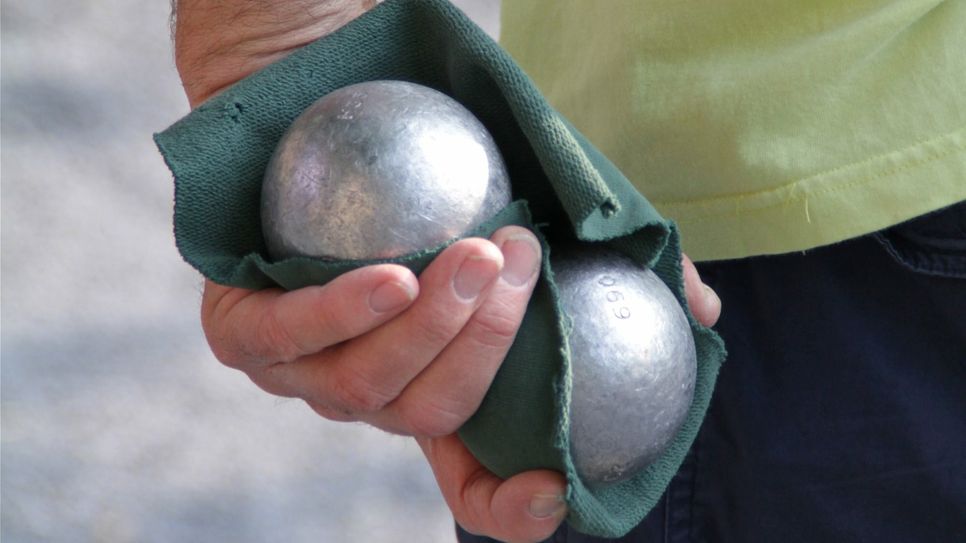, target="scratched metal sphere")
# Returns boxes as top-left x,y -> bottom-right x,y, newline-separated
262,80 -> 512,260
552,246 -> 697,487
